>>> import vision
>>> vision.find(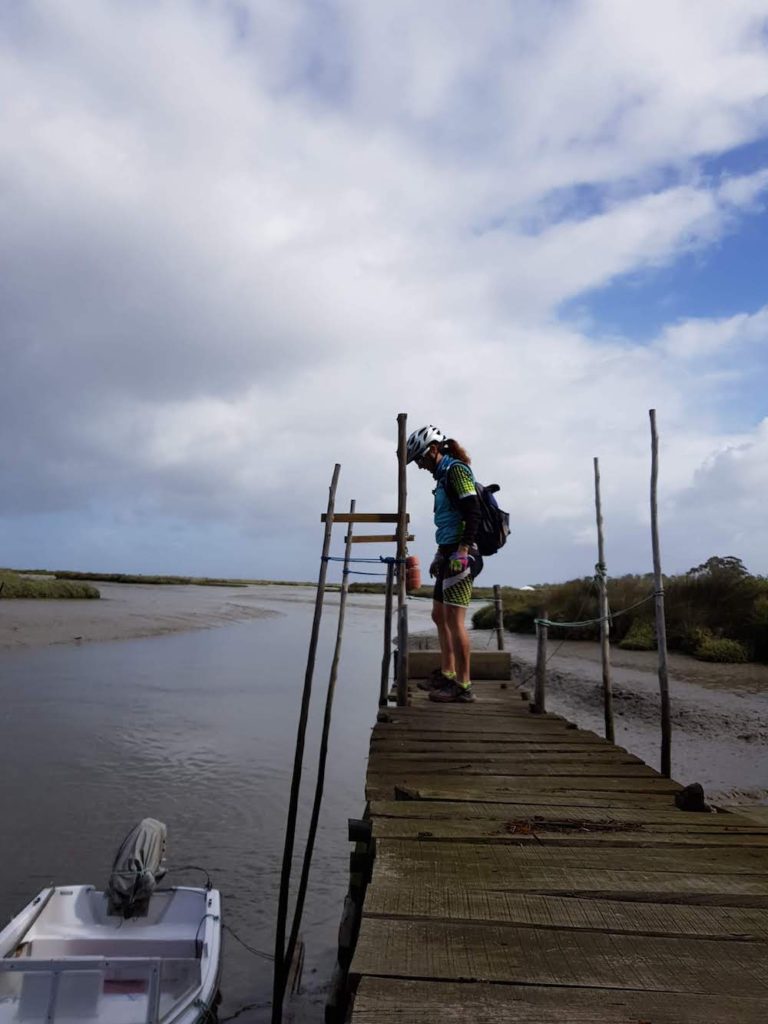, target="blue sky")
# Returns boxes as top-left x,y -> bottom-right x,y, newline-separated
2,0 -> 768,584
